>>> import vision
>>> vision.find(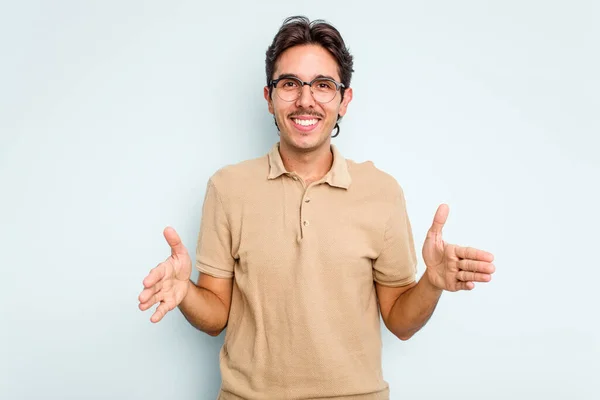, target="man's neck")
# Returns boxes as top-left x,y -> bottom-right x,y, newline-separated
278,140 -> 333,184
